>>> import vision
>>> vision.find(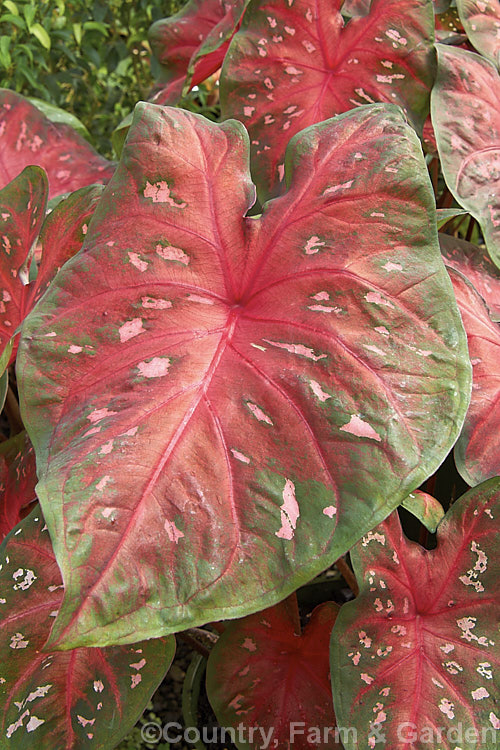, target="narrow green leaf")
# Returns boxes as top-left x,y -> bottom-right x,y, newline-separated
72,21 -> 82,45
30,22 -> 51,50
0,35 -> 11,68
0,12 -> 25,29
83,20 -> 108,35
22,2 -> 35,28
2,0 -> 18,15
